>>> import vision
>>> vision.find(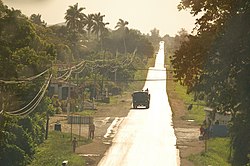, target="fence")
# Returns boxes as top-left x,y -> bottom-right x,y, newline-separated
68,116 -> 93,124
